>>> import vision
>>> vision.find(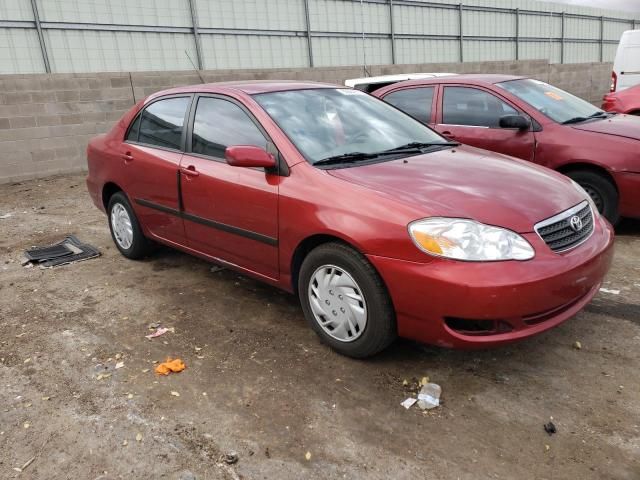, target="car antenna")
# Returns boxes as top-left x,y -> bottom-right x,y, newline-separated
184,50 -> 205,84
